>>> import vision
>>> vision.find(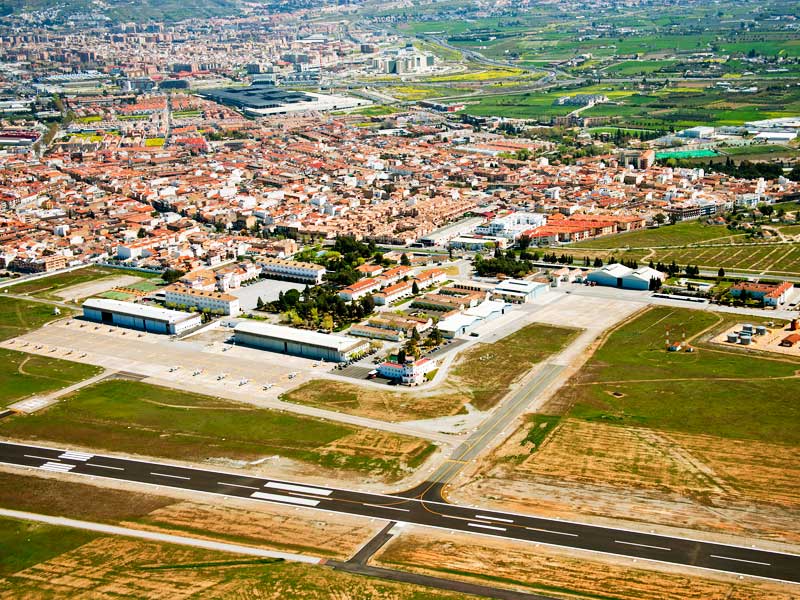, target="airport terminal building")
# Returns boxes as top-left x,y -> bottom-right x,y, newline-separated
233,321 -> 369,362
82,298 -> 201,335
